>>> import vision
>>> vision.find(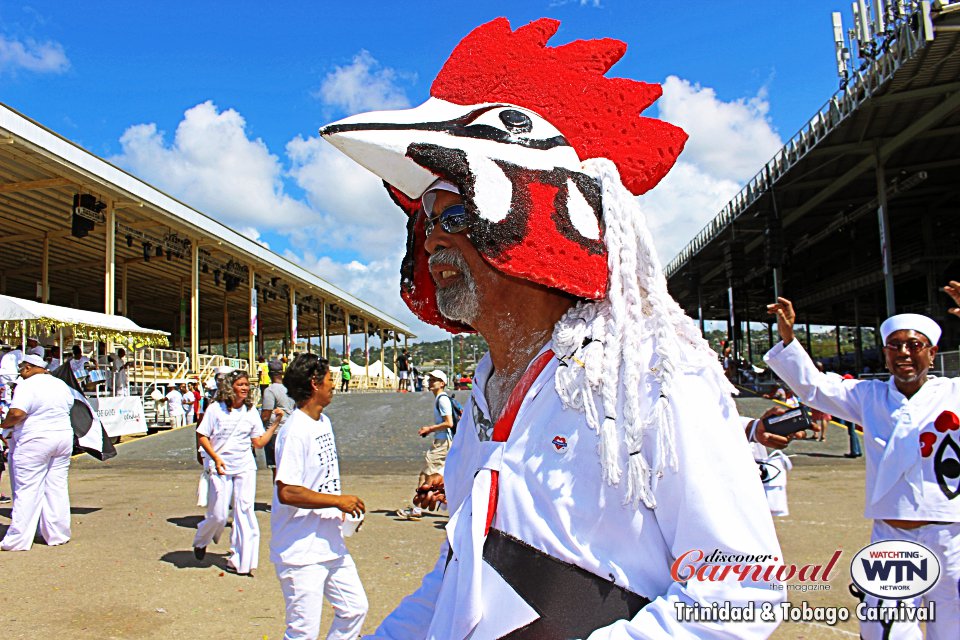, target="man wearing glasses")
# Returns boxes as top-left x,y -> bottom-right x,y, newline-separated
321,17 -> 784,638
765,295 -> 960,639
